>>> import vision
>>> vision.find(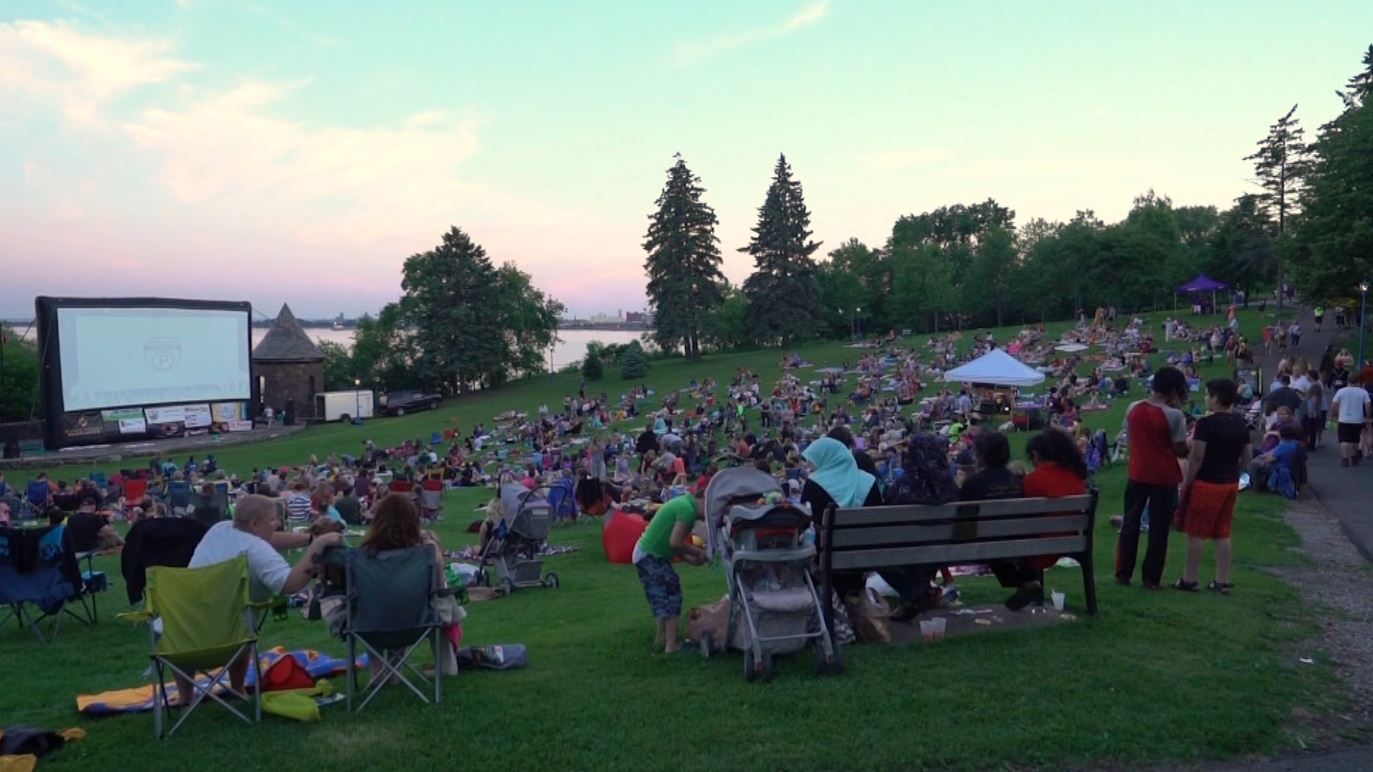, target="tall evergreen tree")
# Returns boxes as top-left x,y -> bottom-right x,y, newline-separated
1291,47 -> 1373,301
740,154 -> 822,343
642,154 -> 726,359
1245,104 -> 1308,311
